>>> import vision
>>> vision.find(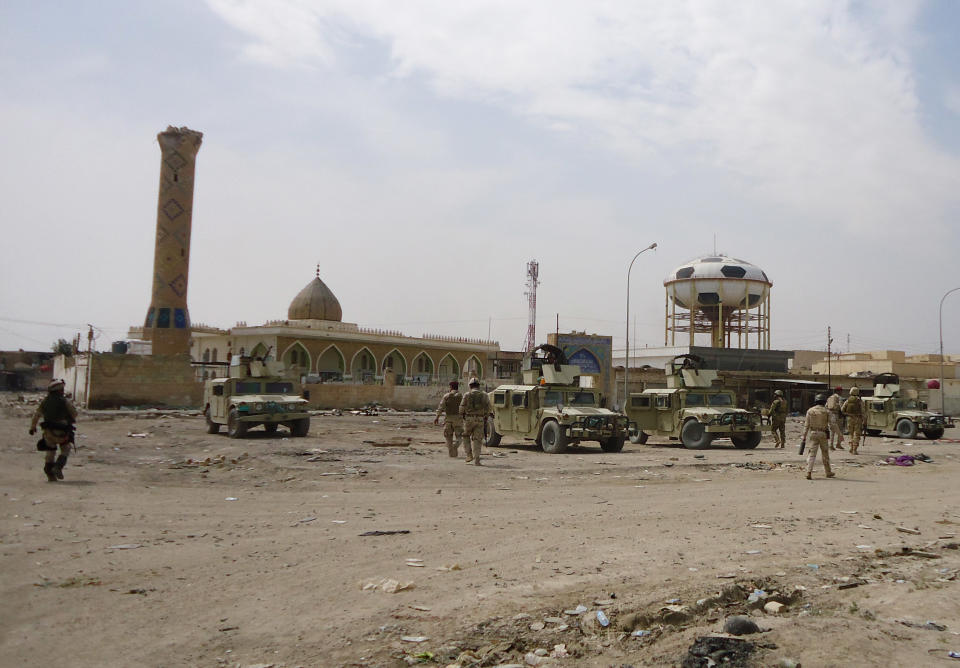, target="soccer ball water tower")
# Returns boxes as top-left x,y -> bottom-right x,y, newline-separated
664,255 -> 772,349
